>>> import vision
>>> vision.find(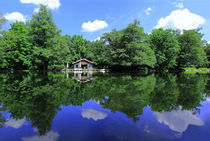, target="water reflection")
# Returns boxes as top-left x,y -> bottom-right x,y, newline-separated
22,130 -> 59,141
5,119 -> 26,129
0,72 -> 209,137
73,71 -> 93,83
154,109 -> 203,133
81,109 -> 107,121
